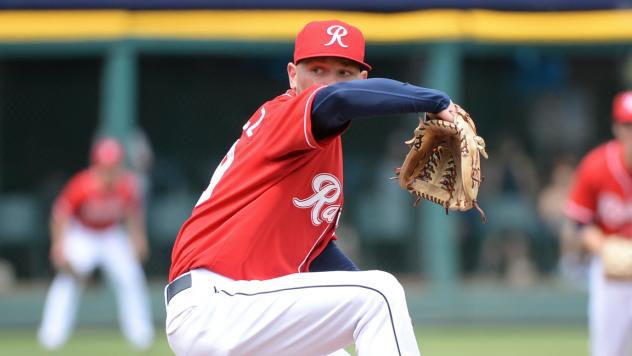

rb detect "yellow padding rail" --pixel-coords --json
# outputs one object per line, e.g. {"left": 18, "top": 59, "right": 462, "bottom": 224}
{"left": 0, "top": 9, "right": 631, "bottom": 43}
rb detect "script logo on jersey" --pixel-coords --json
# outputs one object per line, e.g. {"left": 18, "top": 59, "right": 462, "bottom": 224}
{"left": 598, "top": 192, "right": 632, "bottom": 234}
{"left": 324, "top": 25, "right": 349, "bottom": 48}
{"left": 79, "top": 197, "right": 125, "bottom": 225}
{"left": 293, "top": 173, "right": 341, "bottom": 226}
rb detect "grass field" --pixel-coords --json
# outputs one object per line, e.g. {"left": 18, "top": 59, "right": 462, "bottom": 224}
{"left": 418, "top": 325, "right": 588, "bottom": 356}
{"left": 0, "top": 324, "right": 588, "bottom": 356}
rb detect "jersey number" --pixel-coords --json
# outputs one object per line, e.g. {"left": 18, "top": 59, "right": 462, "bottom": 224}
{"left": 195, "top": 107, "right": 266, "bottom": 206}
{"left": 195, "top": 141, "right": 237, "bottom": 207}
{"left": 242, "top": 107, "right": 266, "bottom": 137}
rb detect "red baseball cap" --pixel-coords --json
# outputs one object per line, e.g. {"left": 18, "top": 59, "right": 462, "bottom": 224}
{"left": 294, "top": 20, "right": 371, "bottom": 71}
{"left": 613, "top": 90, "right": 632, "bottom": 123}
{"left": 91, "top": 137, "right": 124, "bottom": 167}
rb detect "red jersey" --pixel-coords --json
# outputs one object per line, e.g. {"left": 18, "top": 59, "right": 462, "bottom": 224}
{"left": 53, "top": 168, "right": 140, "bottom": 230}
{"left": 565, "top": 140, "right": 632, "bottom": 238}
{"left": 169, "top": 85, "right": 344, "bottom": 281}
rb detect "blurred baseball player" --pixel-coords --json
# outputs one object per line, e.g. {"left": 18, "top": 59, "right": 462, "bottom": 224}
{"left": 565, "top": 90, "right": 632, "bottom": 356}
{"left": 166, "top": 20, "right": 458, "bottom": 355}
{"left": 38, "top": 137, "right": 154, "bottom": 350}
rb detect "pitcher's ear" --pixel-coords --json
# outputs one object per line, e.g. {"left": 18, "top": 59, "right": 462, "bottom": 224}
{"left": 287, "top": 62, "right": 297, "bottom": 89}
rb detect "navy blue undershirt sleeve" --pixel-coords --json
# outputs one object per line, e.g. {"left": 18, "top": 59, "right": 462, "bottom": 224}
{"left": 309, "top": 241, "right": 359, "bottom": 272}
{"left": 311, "top": 78, "right": 451, "bottom": 140}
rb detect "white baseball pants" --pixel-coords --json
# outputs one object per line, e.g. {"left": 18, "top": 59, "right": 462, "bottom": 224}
{"left": 165, "top": 268, "right": 421, "bottom": 355}
{"left": 589, "top": 257, "right": 632, "bottom": 356}
{"left": 38, "top": 222, "right": 154, "bottom": 350}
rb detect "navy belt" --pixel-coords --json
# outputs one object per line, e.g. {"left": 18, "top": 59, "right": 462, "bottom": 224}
{"left": 166, "top": 273, "right": 192, "bottom": 305}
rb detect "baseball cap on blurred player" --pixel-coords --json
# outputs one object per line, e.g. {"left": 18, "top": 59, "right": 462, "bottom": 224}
{"left": 613, "top": 90, "right": 632, "bottom": 124}
{"left": 294, "top": 20, "right": 371, "bottom": 71}
{"left": 91, "top": 137, "right": 124, "bottom": 167}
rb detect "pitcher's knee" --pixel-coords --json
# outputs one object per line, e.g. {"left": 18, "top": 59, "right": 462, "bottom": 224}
{"left": 362, "top": 270, "right": 406, "bottom": 300}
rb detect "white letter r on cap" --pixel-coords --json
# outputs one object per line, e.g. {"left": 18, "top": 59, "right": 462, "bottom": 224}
{"left": 324, "top": 25, "right": 349, "bottom": 48}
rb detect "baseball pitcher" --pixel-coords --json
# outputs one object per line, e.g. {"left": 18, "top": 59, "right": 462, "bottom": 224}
{"left": 166, "top": 20, "right": 467, "bottom": 356}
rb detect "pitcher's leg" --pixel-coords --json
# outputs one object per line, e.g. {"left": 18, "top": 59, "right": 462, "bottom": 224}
{"left": 170, "top": 270, "right": 419, "bottom": 356}
{"left": 38, "top": 272, "right": 83, "bottom": 349}
{"left": 346, "top": 271, "right": 419, "bottom": 356}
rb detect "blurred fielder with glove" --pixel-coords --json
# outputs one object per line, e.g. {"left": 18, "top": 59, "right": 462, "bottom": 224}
{"left": 165, "top": 19, "right": 480, "bottom": 356}
{"left": 38, "top": 137, "right": 154, "bottom": 351}
{"left": 565, "top": 90, "right": 632, "bottom": 356}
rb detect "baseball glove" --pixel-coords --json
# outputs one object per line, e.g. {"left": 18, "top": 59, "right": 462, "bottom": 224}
{"left": 602, "top": 236, "right": 632, "bottom": 280}
{"left": 396, "top": 104, "right": 488, "bottom": 221}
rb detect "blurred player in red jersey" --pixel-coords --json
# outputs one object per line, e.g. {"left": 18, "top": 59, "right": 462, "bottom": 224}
{"left": 565, "top": 90, "right": 632, "bottom": 356}
{"left": 38, "top": 137, "right": 154, "bottom": 351}
{"left": 166, "top": 20, "right": 459, "bottom": 355}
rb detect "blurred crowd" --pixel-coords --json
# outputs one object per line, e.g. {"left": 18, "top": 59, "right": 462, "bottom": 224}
{"left": 0, "top": 52, "right": 631, "bottom": 294}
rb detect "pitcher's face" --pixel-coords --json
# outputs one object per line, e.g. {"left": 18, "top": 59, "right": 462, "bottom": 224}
{"left": 287, "top": 57, "right": 368, "bottom": 94}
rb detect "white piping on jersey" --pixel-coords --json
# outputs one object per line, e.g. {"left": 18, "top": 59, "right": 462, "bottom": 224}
{"left": 606, "top": 141, "right": 632, "bottom": 197}
{"left": 298, "top": 223, "right": 333, "bottom": 273}
{"left": 302, "top": 86, "right": 327, "bottom": 149}
{"left": 565, "top": 200, "right": 594, "bottom": 224}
